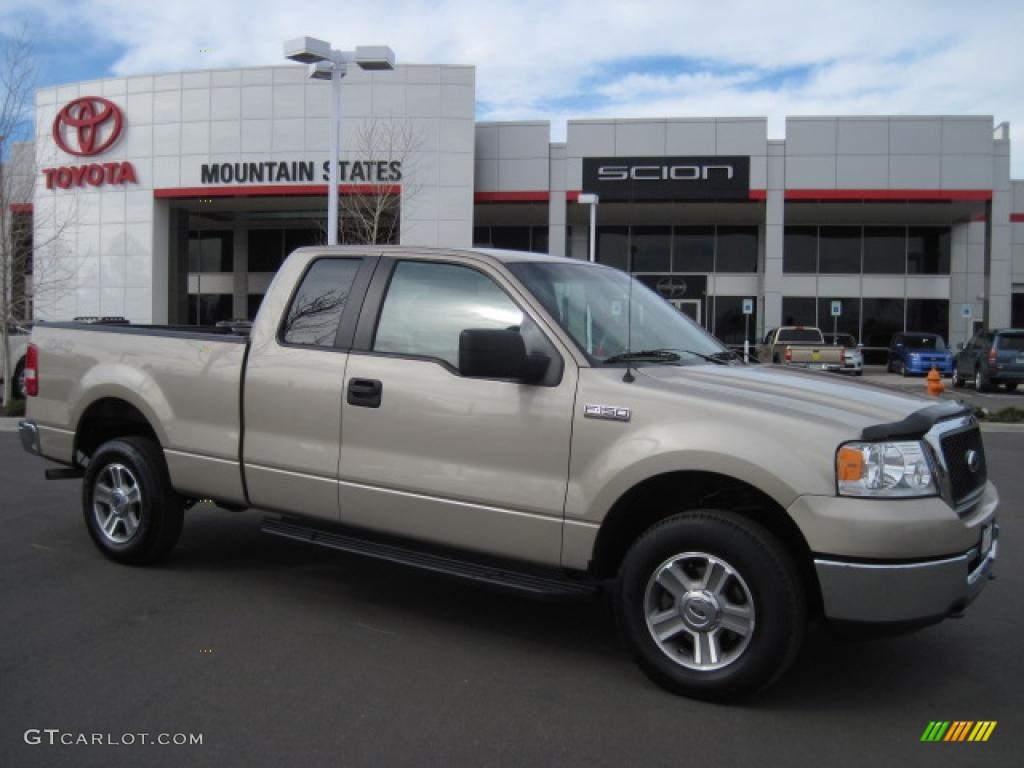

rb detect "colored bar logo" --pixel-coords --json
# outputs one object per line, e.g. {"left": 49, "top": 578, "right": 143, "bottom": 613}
{"left": 921, "top": 721, "right": 997, "bottom": 742}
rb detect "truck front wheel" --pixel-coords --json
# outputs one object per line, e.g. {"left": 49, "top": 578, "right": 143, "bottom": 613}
{"left": 82, "top": 437, "right": 184, "bottom": 565}
{"left": 615, "top": 510, "right": 805, "bottom": 701}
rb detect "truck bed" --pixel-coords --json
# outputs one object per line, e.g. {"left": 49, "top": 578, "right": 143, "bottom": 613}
{"left": 28, "top": 322, "right": 249, "bottom": 503}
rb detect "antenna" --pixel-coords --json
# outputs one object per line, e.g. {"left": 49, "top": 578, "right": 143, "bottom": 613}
{"left": 623, "top": 247, "right": 635, "bottom": 383}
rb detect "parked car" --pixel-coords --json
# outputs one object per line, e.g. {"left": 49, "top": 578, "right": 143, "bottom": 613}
{"left": 756, "top": 326, "right": 846, "bottom": 371}
{"left": 888, "top": 333, "right": 954, "bottom": 377}
{"left": 952, "top": 328, "right": 1024, "bottom": 392}
{"left": 19, "top": 246, "right": 999, "bottom": 701}
{"left": 822, "top": 332, "right": 863, "bottom": 376}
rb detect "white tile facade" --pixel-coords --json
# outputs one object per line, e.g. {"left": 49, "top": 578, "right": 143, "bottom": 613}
{"left": 33, "top": 64, "right": 476, "bottom": 322}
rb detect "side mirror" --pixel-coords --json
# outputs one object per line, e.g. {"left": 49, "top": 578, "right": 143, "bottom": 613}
{"left": 459, "top": 328, "right": 549, "bottom": 384}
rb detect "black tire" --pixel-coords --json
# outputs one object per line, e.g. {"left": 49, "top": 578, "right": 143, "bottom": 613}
{"left": 952, "top": 367, "right": 964, "bottom": 388}
{"left": 1004, "top": 382, "right": 1019, "bottom": 392}
{"left": 615, "top": 510, "right": 806, "bottom": 702}
{"left": 899, "top": 361, "right": 908, "bottom": 377}
{"left": 855, "top": 370, "right": 863, "bottom": 376}
{"left": 82, "top": 437, "right": 184, "bottom": 565}
{"left": 975, "top": 367, "right": 989, "bottom": 393}
{"left": 13, "top": 359, "right": 26, "bottom": 400}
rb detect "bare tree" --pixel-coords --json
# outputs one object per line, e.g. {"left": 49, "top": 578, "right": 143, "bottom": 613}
{"left": 331, "top": 118, "right": 425, "bottom": 245}
{"left": 1, "top": 29, "right": 76, "bottom": 405}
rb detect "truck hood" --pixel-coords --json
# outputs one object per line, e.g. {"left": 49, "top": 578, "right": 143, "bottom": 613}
{"left": 637, "top": 363, "right": 963, "bottom": 438}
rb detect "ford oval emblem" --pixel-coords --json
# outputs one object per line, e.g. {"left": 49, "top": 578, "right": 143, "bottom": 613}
{"left": 965, "top": 449, "right": 981, "bottom": 474}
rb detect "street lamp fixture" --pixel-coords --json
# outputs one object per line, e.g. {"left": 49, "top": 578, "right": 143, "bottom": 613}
{"left": 283, "top": 37, "right": 396, "bottom": 245}
{"left": 577, "top": 193, "right": 599, "bottom": 263}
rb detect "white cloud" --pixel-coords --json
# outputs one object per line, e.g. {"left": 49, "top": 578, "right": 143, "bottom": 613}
{"left": 7, "top": 0, "right": 1024, "bottom": 175}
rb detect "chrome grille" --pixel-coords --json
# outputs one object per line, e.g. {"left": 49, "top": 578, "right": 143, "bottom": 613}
{"left": 939, "top": 426, "right": 987, "bottom": 508}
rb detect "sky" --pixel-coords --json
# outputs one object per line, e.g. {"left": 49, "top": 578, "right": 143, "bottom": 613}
{"left": 1, "top": 0, "right": 1022, "bottom": 176}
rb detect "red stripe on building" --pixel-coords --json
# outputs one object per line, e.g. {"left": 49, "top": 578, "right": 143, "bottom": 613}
{"left": 153, "top": 184, "right": 400, "bottom": 199}
{"left": 1011, "top": 213, "right": 1024, "bottom": 222}
{"left": 9, "top": 203, "right": 33, "bottom": 213}
{"left": 748, "top": 189, "right": 768, "bottom": 201}
{"left": 785, "top": 189, "right": 992, "bottom": 202}
{"left": 474, "top": 191, "right": 550, "bottom": 203}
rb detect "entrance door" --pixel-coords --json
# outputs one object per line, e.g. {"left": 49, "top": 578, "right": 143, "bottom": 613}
{"left": 671, "top": 299, "right": 701, "bottom": 325}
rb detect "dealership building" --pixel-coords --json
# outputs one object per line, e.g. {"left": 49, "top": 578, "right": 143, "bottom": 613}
{"left": 15, "top": 61, "right": 1024, "bottom": 350}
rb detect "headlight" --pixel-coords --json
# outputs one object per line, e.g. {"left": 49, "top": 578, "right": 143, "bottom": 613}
{"left": 836, "top": 441, "right": 936, "bottom": 498}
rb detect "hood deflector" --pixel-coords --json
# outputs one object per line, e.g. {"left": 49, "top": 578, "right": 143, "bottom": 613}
{"left": 860, "top": 401, "right": 971, "bottom": 441}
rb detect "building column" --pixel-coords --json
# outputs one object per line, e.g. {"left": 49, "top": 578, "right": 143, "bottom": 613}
{"left": 761, "top": 141, "right": 786, "bottom": 331}
{"left": 233, "top": 226, "right": 248, "bottom": 320}
{"left": 988, "top": 127, "right": 1012, "bottom": 327}
{"left": 548, "top": 143, "right": 567, "bottom": 256}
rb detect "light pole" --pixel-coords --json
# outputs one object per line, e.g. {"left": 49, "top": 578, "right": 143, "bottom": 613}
{"left": 577, "top": 193, "right": 599, "bottom": 262}
{"left": 284, "top": 37, "right": 395, "bottom": 245}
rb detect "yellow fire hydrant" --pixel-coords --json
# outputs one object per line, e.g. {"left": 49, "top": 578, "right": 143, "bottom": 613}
{"left": 927, "top": 366, "right": 945, "bottom": 397}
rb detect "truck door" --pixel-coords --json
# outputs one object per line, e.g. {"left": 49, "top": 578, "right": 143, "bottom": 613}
{"left": 337, "top": 257, "right": 577, "bottom": 567}
{"left": 243, "top": 254, "right": 375, "bottom": 522}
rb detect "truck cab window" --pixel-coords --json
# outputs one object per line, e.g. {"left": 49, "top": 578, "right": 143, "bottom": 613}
{"left": 374, "top": 261, "right": 553, "bottom": 369}
{"left": 281, "top": 258, "right": 362, "bottom": 347}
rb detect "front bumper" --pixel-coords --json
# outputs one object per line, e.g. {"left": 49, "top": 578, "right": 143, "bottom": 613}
{"left": 814, "top": 525, "right": 998, "bottom": 622}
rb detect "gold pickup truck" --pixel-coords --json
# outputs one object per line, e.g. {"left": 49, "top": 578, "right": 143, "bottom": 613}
{"left": 18, "top": 246, "right": 998, "bottom": 701}
{"left": 757, "top": 326, "right": 847, "bottom": 371}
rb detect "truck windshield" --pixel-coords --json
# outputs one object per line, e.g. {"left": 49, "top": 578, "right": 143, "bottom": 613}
{"left": 507, "top": 261, "right": 726, "bottom": 365}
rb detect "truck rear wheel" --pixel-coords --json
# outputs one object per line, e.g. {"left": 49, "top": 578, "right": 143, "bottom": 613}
{"left": 615, "top": 509, "right": 805, "bottom": 701}
{"left": 82, "top": 437, "right": 184, "bottom": 565}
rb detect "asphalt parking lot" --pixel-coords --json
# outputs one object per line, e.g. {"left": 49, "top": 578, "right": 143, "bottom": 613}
{"left": 0, "top": 430, "right": 1020, "bottom": 768}
{"left": 859, "top": 366, "right": 1024, "bottom": 411}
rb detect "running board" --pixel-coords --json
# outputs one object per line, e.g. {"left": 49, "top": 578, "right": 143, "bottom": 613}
{"left": 261, "top": 517, "right": 598, "bottom": 600}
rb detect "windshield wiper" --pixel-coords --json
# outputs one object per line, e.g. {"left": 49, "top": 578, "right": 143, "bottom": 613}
{"left": 602, "top": 349, "right": 682, "bottom": 365}
{"left": 603, "top": 348, "right": 734, "bottom": 366}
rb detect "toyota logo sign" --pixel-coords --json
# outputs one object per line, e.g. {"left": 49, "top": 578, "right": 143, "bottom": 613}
{"left": 52, "top": 96, "right": 124, "bottom": 157}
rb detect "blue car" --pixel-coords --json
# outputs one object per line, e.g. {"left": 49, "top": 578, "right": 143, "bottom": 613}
{"left": 888, "top": 332, "right": 954, "bottom": 376}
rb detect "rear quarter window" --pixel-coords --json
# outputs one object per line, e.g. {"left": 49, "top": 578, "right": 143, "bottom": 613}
{"left": 996, "top": 334, "right": 1024, "bottom": 352}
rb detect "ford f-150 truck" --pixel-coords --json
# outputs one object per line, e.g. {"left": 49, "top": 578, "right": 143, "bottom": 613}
{"left": 757, "top": 326, "right": 847, "bottom": 372}
{"left": 19, "top": 246, "right": 998, "bottom": 701}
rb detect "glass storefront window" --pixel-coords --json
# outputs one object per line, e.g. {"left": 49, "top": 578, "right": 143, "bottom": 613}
{"left": 672, "top": 226, "right": 714, "bottom": 272}
{"left": 188, "top": 230, "right": 234, "bottom": 272}
{"left": 713, "top": 296, "right": 757, "bottom": 345}
{"left": 630, "top": 226, "right": 671, "bottom": 272}
{"left": 781, "top": 297, "right": 817, "bottom": 327}
{"left": 716, "top": 226, "right": 758, "bottom": 273}
{"left": 906, "top": 299, "right": 949, "bottom": 340}
{"left": 861, "top": 298, "right": 905, "bottom": 348}
{"left": 597, "top": 226, "right": 629, "bottom": 270}
{"left": 248, "top": 229, "right": 284, "bottom": 272}
{"left": 863, "top": 226, "right": 905, "bottom": 274}
{"left": 285, "top": 227, "right": 322, "bottom": 255}
{"left": 907, "top": 227, "right": 950, "bottom": 274}
{"left": 818, "top": 226, "right": 861, "bottom": 274}
{"left": 783, "top": 226, "right": 816, "bottom": 273}
{"left": 816, "top": 296, "right": 860, "bottom": 338}
{"left": 187, "top": 294, "right": 233, "bottom": 326}
{"left": 489, "top": 227, "right": 532, "bottom": 251}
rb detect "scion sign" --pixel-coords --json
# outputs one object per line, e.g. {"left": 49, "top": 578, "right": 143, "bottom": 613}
{"left": 582, "top": 156, "right": 750, "bottom": 201}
